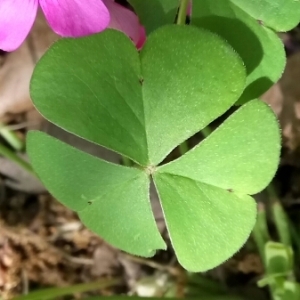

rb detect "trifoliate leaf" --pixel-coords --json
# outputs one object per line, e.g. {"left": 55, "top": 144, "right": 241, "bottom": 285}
{"left": 28, "top": 26, "right": 281, "bottom": 272}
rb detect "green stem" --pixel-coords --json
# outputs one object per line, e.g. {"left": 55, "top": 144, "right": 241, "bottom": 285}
{"left": 177, "top": 0, "right": 189, "bottom": 25}
{"left": 265, "top": 184, "right": 297, "bottom": 300}
{"left": 179, "top": 125, "right": 212, "bottom": 156}
{"left": 267, "top": 184, "right": 291, "bottom": 246}
{"left": 0, "top": 143, "right": 35, "bottom": 176}
{"left": 187, "top": 273, "right": 225, "bottom": 295}
{"left": 0, "top": 123, "right": 24, "bottom": 151}
{"left": 179, "top": 142, "right": 189, "bottom": 155}
{"left": 201, "top": 126, "right": 212, "bottom": 138}
{"left": 13, "top": 277, "right": 121, "bottom": 300}
{"left": 176, "top": 0, "right": 190, "bottom": 154}
{"left": 252, "top": 202, "right": 270, "bottom": 265}
{"left": 121, "top": 155, "right": 132, "bottom": 167}
{"left": 287, "top": 217, "right": 300, "bottom": 259}
{"left": 252, "top": 202, "right": 279, "bottom": 300}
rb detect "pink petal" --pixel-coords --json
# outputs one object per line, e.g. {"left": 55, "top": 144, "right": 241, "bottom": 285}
{"left": 102, "top": 0, "right": 142, "bottom": 45}
{"left": 187, "top": 0, "right": 192, "bottom": 16}
{"left": 39, "top": 0, "right": 110, "bottom": 37}
{"left": 136, "top": 26, "right": 146, "bottom": 50}
{"left": 0, "top": 0, "right": 38, "bottom": 51}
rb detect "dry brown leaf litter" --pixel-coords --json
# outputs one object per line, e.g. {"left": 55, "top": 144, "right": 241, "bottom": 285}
{"left": 0, "top": 195, "right": 122, "bottom": 299}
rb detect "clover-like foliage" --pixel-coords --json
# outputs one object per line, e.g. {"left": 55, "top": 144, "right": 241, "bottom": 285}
{"left": 27, "top": 25, "right": 280, "bottom": 271}
{"left": 129, "top": 0, "right": 300, "bottom": 104}
{"left": 129, "top": 0, "right": 300, "bottom": 33}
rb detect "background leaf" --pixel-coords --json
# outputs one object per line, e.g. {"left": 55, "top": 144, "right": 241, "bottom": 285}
{"left": 27, "top": 131, "right": 165, "bottom": 256}
{"left": 230, "top": 0, "right": 300, "bottom": 32}
{"left": 191, "top": 0, "right": 285, "bottom": 104}
{"left": 128, "top": 0, "right": 179, "bottom": 34}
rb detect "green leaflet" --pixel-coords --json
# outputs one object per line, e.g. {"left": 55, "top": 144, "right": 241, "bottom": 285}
{"left": 230, "top": 0, "right": 300, "bottom": 31}
{"left": 153, "top": 174, "right": 256, "bottom": 272}
{"left": 27, "top": 131, "right": 165, "bottom": 256}
{"left": 191, "top": 0, "right": 285, "bottom": 104}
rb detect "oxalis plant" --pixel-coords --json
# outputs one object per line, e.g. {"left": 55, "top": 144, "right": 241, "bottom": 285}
{"left": 26, "top": 0, "right": 300, "bottom": 272}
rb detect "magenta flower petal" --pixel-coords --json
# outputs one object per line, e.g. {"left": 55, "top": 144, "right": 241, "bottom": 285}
{"left": 136, "top": 26, "right": 146, "bottom": 50}
{"left": 0, "top": 0, "right": 38, "bottom": 51}
{"left": 39, "top": 0, "right": 110, "bottom": 37}
{"left": 102, "top": 0, "right": 141, "bottom": 45}
{"left": 187, "top": 2, "right": 192, "bottom": 16}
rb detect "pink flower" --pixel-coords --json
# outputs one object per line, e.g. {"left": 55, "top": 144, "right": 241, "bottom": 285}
{"left": 102, "top": 0, "right": 145, "bottom": 49}
{"left": 0, "top": 0, "right": 145, "bottom": 52}
{"left": 136, "top": 27, "right": 146, "bottom": 50}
